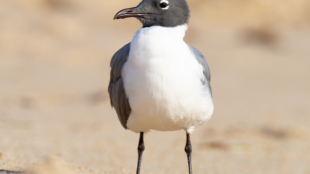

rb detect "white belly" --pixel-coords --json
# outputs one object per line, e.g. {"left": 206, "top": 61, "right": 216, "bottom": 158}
{"left": 122, "top": 25, "right": 214, "bottom": 133}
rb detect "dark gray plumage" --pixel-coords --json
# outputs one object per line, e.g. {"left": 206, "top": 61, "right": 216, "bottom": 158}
{"left": 137, "top": 0, "right": 190, "bottom": 27}
{"left": 188, "top": 46, "right": 212, "bottom": 96}
{"left": 114, "top": 0, "right": 190, "bottom": 28}
{"left": 108, "top": 43, "right": 131, "bottom": 129}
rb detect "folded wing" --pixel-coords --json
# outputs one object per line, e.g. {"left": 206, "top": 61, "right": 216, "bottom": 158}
{"left": 108, "top": 43, "right": 131, "bottom": 129}
{"left": 188, "top": 45, "right": 212, "bottom": 96}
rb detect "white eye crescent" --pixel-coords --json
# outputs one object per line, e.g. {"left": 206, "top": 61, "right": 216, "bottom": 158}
{"left": 159, "top": 0, "right": 169, "bottom": 10}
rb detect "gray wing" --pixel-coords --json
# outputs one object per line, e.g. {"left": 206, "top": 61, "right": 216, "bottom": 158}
{"left": 108, "top": 43, "right": 131, "bottom": 129}
{"left": 188, "top": 45, "right": 212, "bottom": 96}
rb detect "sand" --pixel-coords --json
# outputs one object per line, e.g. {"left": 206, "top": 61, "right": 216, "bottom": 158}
{"left": 0, "top": 0, "right": 310, "bottom": 173}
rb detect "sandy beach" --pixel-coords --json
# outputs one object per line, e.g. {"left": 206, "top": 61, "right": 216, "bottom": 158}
{"left": 0, "top": 0, "right": 310, "bottom": 173}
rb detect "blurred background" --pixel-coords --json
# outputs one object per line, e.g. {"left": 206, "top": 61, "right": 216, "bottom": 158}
{"left": 0, "top": 0, "right": 310, "bottom": 173}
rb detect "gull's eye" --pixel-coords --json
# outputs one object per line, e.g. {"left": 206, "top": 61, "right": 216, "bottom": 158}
{"left": 160, "top": 2, "right": 168, "bottom": 8}
{"left": 159, "top": 0, "right": 169, "bottom": 10}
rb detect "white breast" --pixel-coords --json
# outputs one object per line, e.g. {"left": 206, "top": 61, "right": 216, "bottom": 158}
{"left": 122, "top": 25, "right": 214, "bottom": 133}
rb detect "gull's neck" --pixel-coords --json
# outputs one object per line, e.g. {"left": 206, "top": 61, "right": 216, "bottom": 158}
{"left": 135, "top": 24, "right": 188, "bottom": 41}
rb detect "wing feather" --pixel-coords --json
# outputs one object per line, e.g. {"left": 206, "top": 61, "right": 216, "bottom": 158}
{"left": 108, "top": 43, "right": 131, "bottom": 129}
{"left": 188, "top": 45, "right": 212, "bottom": 96}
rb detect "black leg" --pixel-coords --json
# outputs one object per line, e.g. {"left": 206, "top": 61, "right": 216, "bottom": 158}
{"left": 136, "top": 132, "right": 145, "bottom": 174}
{"left": 185, "top": 132, "right": 193, "bottom": 174}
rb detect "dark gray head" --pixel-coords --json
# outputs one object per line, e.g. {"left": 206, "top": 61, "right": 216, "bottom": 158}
{"left": 114, "top": 0, "right": 190, "bottom": 28}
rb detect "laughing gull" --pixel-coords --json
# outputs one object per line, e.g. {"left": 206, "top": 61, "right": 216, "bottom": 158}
{"left": 108, "top": 0, "right": 214, "bottom": 173}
